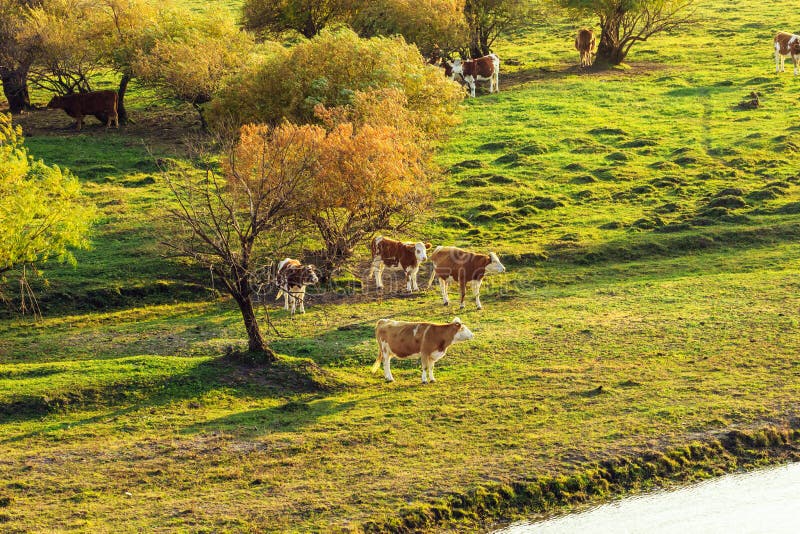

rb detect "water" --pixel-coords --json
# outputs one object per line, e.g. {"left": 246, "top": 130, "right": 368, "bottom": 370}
{"left": 496, "top": 462, "right": 800, "bottom": 534}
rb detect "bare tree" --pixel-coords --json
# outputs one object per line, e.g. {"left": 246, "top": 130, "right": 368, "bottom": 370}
{"left": 161, "top": 124, "right": 318, "bottom": 357}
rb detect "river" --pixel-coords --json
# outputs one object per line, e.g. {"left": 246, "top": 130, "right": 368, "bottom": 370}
{"left": 495, "top": 462, "right": 800, "bottom": 534}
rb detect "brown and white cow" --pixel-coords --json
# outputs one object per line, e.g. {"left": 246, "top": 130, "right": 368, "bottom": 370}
{"left": 46, "top": 90, "right": 119, "bottom": 131}
{"left": 575, "top": 29, "right": 596, "bottom": 68}
{"left": 368, "top": 236, "right": 432, "bottom": 292}
{"left": 448, "top": 54, "right": 500, "bottom": 98}
{"left": 275, "top": 258, "right": 319, "bottom": 315}
{"left": 774, "top": 32, "right": 800, "bottom": 75}
{"left": 427, "top": 246, "right": 505, "bottom": 310}
{"left": 372, "top": 317, "right": 474, "bottom": 383}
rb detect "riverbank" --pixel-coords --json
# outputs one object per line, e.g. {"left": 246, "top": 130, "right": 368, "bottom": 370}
{"left": 365, "top": 426, "right": 800, "bottom": 532}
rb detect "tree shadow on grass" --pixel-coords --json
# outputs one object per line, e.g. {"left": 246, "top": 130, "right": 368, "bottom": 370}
{"left": 180, "top": 398, "right": 359, "bottom": 437}
{"left": 0, "top": 354, "right": 345, "bottom": 431}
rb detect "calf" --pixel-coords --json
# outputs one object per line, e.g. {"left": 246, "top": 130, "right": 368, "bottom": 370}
{"left": 449, "top": 54, "right": 500, "bottom": 98}
{"left": 46, "top": 90, "right": 119, "bottom": 131}
{"left": 575, "top": 29, "right": 596, "bottom": 68}
{"left": 774, "top": 32, "right": 800, "bottom": 75}
{"left": 275, "top": 258, "right": 319, "bottom": 315}
{"left": 427, "top": 246, "right": 505, "bottom": 309}
{"left": 368, "top": 236, "right": 431, "bottom": 292}
{"left": 372, "top": 317, "right": 474, "bottom": 383}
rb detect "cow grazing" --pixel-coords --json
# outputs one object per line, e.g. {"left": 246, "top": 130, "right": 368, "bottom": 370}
{"left": 46, "top": 90, "right": 119, "bottom": 131}
{"left": 368, "top": 236, "right": 432, "bottom": 292}
{"left": 774, "top": 32, "right": 800, "bottom": 75}
{"left": 575, "top": 29, "right": 597, "bottom": 68}
{"left": 427, "top": 246, "right": 505, "bottom": 310}
{"left": 449, "top": 54, "right": 500, "bottom": 98}
{"left": 372, "top": 317, "right": 474, "bottom": 383}
{"left": 275, "top": 258, "right": 319, "bottom": 315}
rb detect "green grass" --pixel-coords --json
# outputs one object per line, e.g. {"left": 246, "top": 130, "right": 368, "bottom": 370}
{"left": 2, "top": 0, "right": 800, "bottom": 531}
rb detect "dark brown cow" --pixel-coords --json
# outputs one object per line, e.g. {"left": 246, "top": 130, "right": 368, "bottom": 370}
{"left": 368, "top": 236, "right": 432, "bottom": 292}
{"left": 427, "top": 246, "right": 505, "bottom": 310}
{"left": 373, "top": 317, "right": 474, "bottom": 383}
{"left": 448, "top": 54, "right": 500, "bottom": 97}
{"left": 774, "top": 32, "right": 800, "bottom": 75}
{"left": 46, "top": 90, "right": 119, "bottom": 131}
{"left": 575, "top": 28, "right": 597, "bottom": 68}
{"left": 275, "top": 258, "right": 319, "bottom": 315}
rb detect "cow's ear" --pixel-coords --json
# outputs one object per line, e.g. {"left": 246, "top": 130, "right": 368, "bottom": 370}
{"left": 425, "top": 242, "right": 432, "bottom": 250}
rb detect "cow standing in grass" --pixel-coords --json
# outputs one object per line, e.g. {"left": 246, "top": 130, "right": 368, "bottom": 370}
{"left": 575, "top": 29, "right": 596, "bottom": 68}
{"left": 427, "top": 246, "right": 505, "bottom": 310}
{"left": 275, "top": 258, "right": 319, "bottom": 315}
{"left": 368, "top": 236, "right": 431, "bottom": 292}
{"left": 373, "top": 317, "right": 474, "bottom": 383}
{"left": 774, "top": 32, "right": 800, "bottom": 75}
{"left": 46, "top": 90, "right": 119, "bottom": 131}
{"left": 448, "top": 54, "right": 500, "bottom": 97}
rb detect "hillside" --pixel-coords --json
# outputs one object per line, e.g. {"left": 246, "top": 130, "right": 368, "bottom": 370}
{"left": 1, "top": 0, "right": 799, "bottom": 531}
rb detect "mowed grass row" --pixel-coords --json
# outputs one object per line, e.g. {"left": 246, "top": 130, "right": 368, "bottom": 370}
{"left": 2, "top": 0, "right": 800, "bottom": 530}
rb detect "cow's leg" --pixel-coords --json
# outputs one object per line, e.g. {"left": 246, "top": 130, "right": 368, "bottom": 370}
{"left": 75, "top": 115, "right": 83, "bottom": 131}
{"left": 369, "top": 259, "right": 384, "bottom": 289}
{"left": 404, "top": 266, "right": 413, "bottom": 292}
{"left": 428, "top": 360, "right": 436, "bottom": 383}
{"left": 469, "top": 79, "right": 476, "bottom": 98}
{"left": 376, "top": 263, "right": 385, "bottom": 289}
{"left": 459, "top": 279, "right": 467, "bottom": 309}
{"left": 381, "top": 342, "right": 394, "bottom": 382}
{"left": 439, "top": 278, "right": 450, "bottom": 306}
{"left": 427, "top": 268, "right": 437, "bottom": 289}
{"left": 794, "top": 55, "right": 799, "bottom": 76}
{"left": 421, "top": 355, "right": 429, "bottom": 384}
{"left": 298, "top": 286, "right": 307, "bottom": 313}
{"left": 410, "top": 266, "right": 420, "bottom": 292}
{"left": 472, "top": 279, "right": 484, "bottom": 309}
{"left": 289, "top": 287, "right": 299, "bottom": 315}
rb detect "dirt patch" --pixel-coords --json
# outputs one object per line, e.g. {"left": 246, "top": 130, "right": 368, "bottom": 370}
{"left": 501, "top": 62, "right": 671, "bottom": 89}
{"left": 10, "top": 106, "right": 202, "bottom": 155}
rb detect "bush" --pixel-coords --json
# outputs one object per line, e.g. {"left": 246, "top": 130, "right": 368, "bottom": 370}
{"left": 208, "top": 28, "right": 463, "bottom": 138}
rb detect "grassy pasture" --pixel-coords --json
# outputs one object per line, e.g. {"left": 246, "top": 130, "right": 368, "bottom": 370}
{"left": 2, "top": 0, "right": 800, "bottom": 531}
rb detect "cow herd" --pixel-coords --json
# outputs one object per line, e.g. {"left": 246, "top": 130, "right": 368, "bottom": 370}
{"left": 274, "top": 236, "right": 507, "bottom": 384}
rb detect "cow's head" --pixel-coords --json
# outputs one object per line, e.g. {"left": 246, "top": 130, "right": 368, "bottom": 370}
{"left": 414, "top": 242, "right": 431, "bottom": 262}
{"left": 451, "top": 317, "right": 474, "bottom": 342}
{"left": 448, "top": 58, "right": 463, "bottom": 80}
{"left": 46, "top": 96, "right": 64, "bottom": 109}
{"left": 791, "top": 40, "right": 800, "bottom": 54}
{"left": 301, "top": 265, "right": 319, "bottom": 286}
{"left": 486, "top": 252, "right": 506, "bottom": 274}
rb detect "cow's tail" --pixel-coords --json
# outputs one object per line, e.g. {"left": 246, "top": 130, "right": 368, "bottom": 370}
{"left": 371, "top": 353, "right": 382, "bottom": 374}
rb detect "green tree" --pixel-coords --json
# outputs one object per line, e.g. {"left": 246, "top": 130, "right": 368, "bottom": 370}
{"left": 0, "top": 113, "right": 95, "bottom": 306}
{"left": 352, "top": 0, "right": 469, "bottom": 59}
{"left": 0, "top": 0, "right": 39, "bottom": 113}
{"left": 132, "top": 7, "right": 255, "bottom": 129}
{"left": 242, "top": 0, "right": 357, "bottom": 38}
{"left": 208, "top": 28, "right": 464, "bottom": 139}
{"left": 555, "top": 0, "right": 695, "bottom": 66}
{"left": 464, "top": 0, "right": 536, "bottom": 58}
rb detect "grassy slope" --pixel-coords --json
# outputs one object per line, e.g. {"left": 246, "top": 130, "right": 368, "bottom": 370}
{"left": 2, "top": 0, "right": 800, "bottom": 531}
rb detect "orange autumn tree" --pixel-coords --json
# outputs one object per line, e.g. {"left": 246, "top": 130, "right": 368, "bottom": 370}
{"left": 163, "top": 122, "right": 320, "bottom": 356}
{"left": 306, "top": 89, "right": 433, "bottom": 275}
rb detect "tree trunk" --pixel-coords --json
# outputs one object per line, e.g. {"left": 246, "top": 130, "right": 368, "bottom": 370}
{"left": 596, "top": 10, "right": 627, "bottom": 66}
{"left": 0, "top": 66, "right": 33, "bottom": 114}
{"left": 117, "top": 73, "right": 130, "bottom": 125}
{"left": 233, "top": 292, "right": 276, "bottom": 359}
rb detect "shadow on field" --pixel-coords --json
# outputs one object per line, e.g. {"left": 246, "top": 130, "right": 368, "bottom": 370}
{"left": 0, "top": 355, "right": 340, "bottom": 430}
{"left": 181, "top": 398, "right": 359, "bottom": 437}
